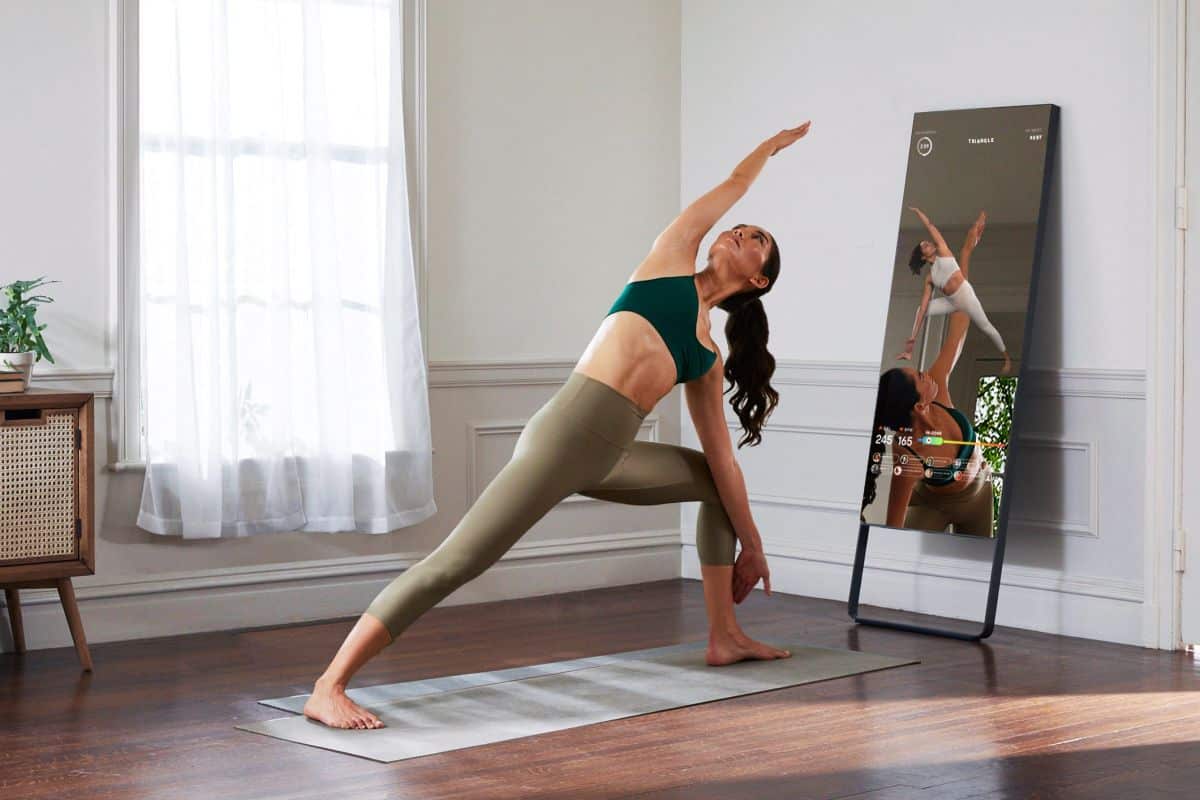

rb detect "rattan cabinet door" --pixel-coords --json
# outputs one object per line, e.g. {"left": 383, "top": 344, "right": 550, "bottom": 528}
{"left": 0, "top": 407, "right": 80, "bottom": 566}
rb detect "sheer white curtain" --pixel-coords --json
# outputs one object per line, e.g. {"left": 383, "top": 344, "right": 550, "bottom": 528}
{"left": 136, "top": 0, "right": 436, "bottom": 537}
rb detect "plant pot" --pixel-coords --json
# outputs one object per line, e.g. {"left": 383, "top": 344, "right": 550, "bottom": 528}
{"left": 0, "top": 351, "right": 34, "bottom": 392}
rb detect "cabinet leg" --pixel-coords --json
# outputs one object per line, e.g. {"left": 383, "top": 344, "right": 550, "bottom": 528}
{"left": 4, "top": 588, "right": 25, "bottom": 653}
{"left": 55, "top": 578, "right": 92, "bottom": 671}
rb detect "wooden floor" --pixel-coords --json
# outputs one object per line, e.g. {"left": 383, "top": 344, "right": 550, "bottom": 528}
{"left": 3, "top": 580, "right": 1199, "bottom": 799}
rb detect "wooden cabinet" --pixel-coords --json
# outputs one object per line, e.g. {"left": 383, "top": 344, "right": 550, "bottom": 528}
{"left": 0, "top": 388, "right": 94, "bottom": 670}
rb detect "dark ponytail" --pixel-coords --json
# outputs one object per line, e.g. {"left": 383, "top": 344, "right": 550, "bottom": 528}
{"left": 717, "top": 232, "right": 781, "bottom": 448}
{"left": 861, "top": 368, "right": 920, "bottom": 518}
{"left": 908, "top": 244, "right": 925, "bottom": 275}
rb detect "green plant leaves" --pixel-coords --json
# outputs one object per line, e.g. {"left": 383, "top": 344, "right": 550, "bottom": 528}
{"left": 0, "top": 276, "right": 59, "bottom": 363}
{"left": 974, "top": 375, "right": 1018, "bottom": 536}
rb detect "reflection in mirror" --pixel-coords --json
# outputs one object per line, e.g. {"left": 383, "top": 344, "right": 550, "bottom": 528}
{"left": 860, "top": 105, "right": 1058, "bottom": 538}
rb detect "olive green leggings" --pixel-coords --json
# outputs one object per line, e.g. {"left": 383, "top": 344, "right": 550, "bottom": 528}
{"left": 365, "top": 371, "right": 738, "bottom": 641}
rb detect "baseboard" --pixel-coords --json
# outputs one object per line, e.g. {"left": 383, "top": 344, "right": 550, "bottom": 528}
{"left": 681, "top": 542, "right": 1145, "bottom": 646}
{"left": 0, "top": 530, "right": 680, "bottom": 653}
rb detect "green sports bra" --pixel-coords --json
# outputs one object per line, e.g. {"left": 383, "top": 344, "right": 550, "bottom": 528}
{"left": 605, "top": 275, "right": 718, "bottom": 384}
{"left": 902, "top": 401, "right": 977, "bottom": 487}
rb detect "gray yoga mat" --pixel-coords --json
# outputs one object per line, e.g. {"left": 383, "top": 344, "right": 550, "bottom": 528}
{"left": 238, "top": 640, "right": 916, "bottom": 763}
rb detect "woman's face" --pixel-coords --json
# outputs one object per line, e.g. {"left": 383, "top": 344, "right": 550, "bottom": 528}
{"left": 710, "top": 224, "right": 772, "bottom": 290}
{"left": 902, "top": 366, "right": 938, "bottom": 409}
{"left": 919, "top": 240, "right": 937, "bottom": 261}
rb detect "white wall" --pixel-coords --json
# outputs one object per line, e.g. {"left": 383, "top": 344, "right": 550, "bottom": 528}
{"left": 682, "top": 0, "right": 1151, "bottom": 369}
{"left": 426, "top": 0, "right": 683, "bottom": 362}
{"left": 0, "top": 2, "right": 110, "bottom": 368}
{"left": 679, "top": 0, "right": 1157, "bottom": 645}
{"left": 1, "top": 0, "right": 685, "bottom": 651}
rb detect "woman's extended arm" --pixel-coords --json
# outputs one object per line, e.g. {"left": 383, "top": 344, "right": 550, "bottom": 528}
{"left": 683, "top": 351, "right": 774, "bottom": 603}
{"left": 654, "top": 122, "right": 811, "bottom": 252}
{"left": 683, "top": 355, "right": 763, "bottom": 554}
{"left": 909, "top": 206, "right": 952, "bottom": 258}
{"left": 905, "top": 276, "right": 934, "bottom": 346}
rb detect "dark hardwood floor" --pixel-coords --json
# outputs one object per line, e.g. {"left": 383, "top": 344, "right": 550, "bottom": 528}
{"left": 3, "top": 580, "right": 1199, "bottom": 799}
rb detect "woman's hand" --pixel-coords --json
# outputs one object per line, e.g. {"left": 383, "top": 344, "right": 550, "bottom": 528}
{"left": 908, "top": 206, "right": 930, "bottom": 222}
{"left": 767, "top": 121, "right": 811, "bottom": 156}
{"left": 732, "top": 545, "right": 772, "bottom": 603}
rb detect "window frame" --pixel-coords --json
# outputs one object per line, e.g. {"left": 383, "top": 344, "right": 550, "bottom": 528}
{"left": 108, "top": 0, "right": 429, "bottom": 470}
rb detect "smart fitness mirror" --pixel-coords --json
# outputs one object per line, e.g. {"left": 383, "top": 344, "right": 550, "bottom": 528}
{"left": 851, "top": 104, "right": 1059, "bottom": 640}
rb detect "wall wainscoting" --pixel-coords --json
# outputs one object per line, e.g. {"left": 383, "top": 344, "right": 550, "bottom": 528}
{"left": 9, "top": 359, "right": 1147, "bottom": 650}
{"left": 2, "top": 530, "right": 679, "bottom": 652}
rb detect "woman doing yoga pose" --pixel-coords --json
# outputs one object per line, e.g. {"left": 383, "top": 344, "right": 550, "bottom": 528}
{"left": 866, "top": 222, "right": 996, "bottom": 537}
{"left": 303, "top": 121, "right": 812, "bottom": 729}
{"left": 896, "top": 207, "right": 1012, "bottom": 375}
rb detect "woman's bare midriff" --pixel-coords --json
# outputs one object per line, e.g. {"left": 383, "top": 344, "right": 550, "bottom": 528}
{"left": 576, "top": 262, "right": 717, "bottom": 415}
{"left": 941, "top": 269, "right": 965, "bottom": 296}
{"left": 573, "top": 311, "right": 678, "bottom": 416}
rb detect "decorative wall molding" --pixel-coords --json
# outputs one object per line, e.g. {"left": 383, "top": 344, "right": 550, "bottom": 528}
{"left": 1022, "top": 368, "right": 1147, "bottom": 400}
{"left": 745, "top": 539, "right": 1145, "bottom": 604}
{"left": 770, "top": 360, "right": 1147, "bottom": 400}
{"left": 771, "top": 360, "right": 879, "bottom": 389}
{"left": 1008, "top": 435, "right": 1101, "bottom": 539}
{"left": 680, "top": 540, "right": 1146, "bottom": 645}
{"left": 58, "top": 357, "right": 1145, "bottom": 649}
{"left": 1, "top": 529, "right": 680, "bottom": 652}
{"left": 426, "top": 360, "right": 1146, "bottom": 400}
{"left": 428, "top": 359, "right": 579, "bottom": 388}
{"left": 747, "top": 492, "right": 859, "bottom": 515}
{"left": 53, "top": 361, "right": 1148, "bottom": 407}
{"left": 28, "top": 368, "right": 116, "bottom": 398}
{"left": 741, "top": 421, "right": 864, "bottom": 515}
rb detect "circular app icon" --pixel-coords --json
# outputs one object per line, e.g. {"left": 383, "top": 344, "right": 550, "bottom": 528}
{"left": 872, "top": 452, "right": 881, "bottom": 463}
{"left": 900, "top": 454, "right": 908, "bottom": 465}
{"left": 952, "top": 470, "right": 962, "bottom": 481}
{"left": 917, "top": 136, "right": 933, "bottom": 157}
{"left": 893, "top": 466, "right": 903, "bottom": 476}
{"left": 870, "top": 464, "right": 881, "bottom": 475}
{"left": 924, "top": 468, "right": 933, "bottom": 479}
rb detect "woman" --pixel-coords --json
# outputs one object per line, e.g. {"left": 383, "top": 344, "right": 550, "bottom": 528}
{"left": 303, "top": 121, "right": 811, "bottom": 730}
{"left": 896, "top": 208, "right": 1012, "bottom": 375}
{"left": 865, "top": 219, "right": 996, "bottom": 537}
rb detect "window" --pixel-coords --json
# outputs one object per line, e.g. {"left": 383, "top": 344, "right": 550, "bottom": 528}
{"left": 113, "top": 0, "right": 428, "bottom": 470}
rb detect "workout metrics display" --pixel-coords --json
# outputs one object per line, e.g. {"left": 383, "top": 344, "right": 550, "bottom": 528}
{"left": 859, "top": 105, "right": 1058, "bottom": 538}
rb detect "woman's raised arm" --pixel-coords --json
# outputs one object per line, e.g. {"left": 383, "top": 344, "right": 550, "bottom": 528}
{"left": 909, "top": 206, "right": 952, "bottom": 258}
{"left": 654, "top": 122, "right": 810, "bottom": 252}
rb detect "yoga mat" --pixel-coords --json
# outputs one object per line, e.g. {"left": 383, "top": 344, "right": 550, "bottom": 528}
{"left": 257, "top": 640, "right": 705, "bottom": 714}
{"left": 237, "top": 641, "right": 916, "bottom": 763}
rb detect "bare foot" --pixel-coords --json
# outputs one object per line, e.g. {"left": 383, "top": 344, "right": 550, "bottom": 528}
{"left": 302, "top": 678, "right": 385, "bottom": 729}
{"left": 1001, "top": 354, "right": 1013, "bottom": 375}
{"left": 706, "top": 632, "right": 792, "bottom": 666}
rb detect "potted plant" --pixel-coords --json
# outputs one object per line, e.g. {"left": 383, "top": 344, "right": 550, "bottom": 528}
{"left": 0, "top": 277, "right": 58, "bottom": 393}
